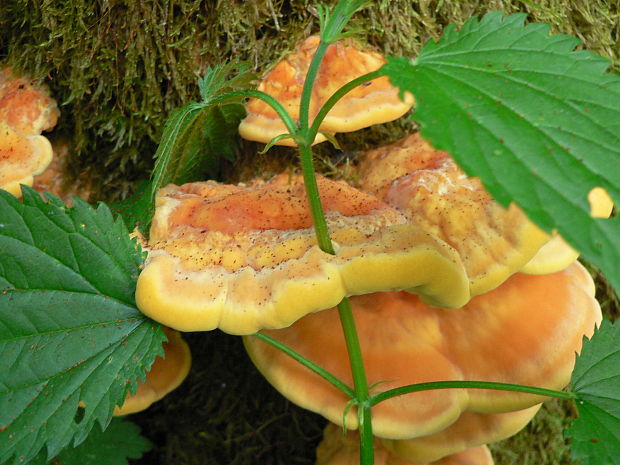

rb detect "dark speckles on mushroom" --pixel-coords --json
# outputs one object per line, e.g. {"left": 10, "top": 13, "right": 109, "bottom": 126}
{"left": 356, "top": 132, "right": 564, "bottom": 296}
{"left": 135, "top": 172, "right": 469, "bottom": 334}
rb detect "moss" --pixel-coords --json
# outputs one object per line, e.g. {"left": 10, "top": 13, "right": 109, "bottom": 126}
{"left": 1, "top": 0, "right": 618, "bottom": 200}
{"left": 489, "top": 400, "right": 579, "bottom": 465}
{"left": 583, "top": 261, "right": 620, "bottom": 321}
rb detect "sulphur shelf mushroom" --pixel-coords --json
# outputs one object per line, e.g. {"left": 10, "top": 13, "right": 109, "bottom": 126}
{"left": 135, "top": 173, "right": 469, "bottom": 334}
{"left": 114, "top": 328, "right": 191, "bottom": 416}
{"left": 316, "top": 423, "right": 495, "bottom": 465}
{"left": 238, "top": 35, "right": 413, "bottom": 146}
{"left": 0, "top": 69, "right": 58, "bottom": 196}
{"left": 356, "top": 133, "right": 613, "bottom": 295}
{"left": 379, "top": 406, "right": 539, "bottom": 462}
{"left": 244, "top": 261, "right": 601, "bottom": 461}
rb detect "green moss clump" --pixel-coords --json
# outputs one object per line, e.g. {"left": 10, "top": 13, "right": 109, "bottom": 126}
{"left": 1, "top": 0, "right": 618, "bottom": 200}
{"left": 489, "top": 400, "right": 579, "bottom": 465}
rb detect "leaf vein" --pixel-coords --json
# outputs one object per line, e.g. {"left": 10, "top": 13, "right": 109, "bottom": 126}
{"left": 421, "top": 64, "right": 620, "bottom": 152}
{"left": 0, "top": 322, "right": 142, "bottom": 395}
{"left": 417, "top": 65, "right": 620, "bottom": 192}
{"left": 412, "top": 89, "right": 571, "bottom": 214}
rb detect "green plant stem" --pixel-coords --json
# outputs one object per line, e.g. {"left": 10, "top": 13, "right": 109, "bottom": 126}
{"left": 299, "top": 39, "right": 330, "bottom": 130}
{"left": 295, "top": 31, "right": 376, "bottom": 465}
{"left": 297, "top": 144, "right": 373, "bottom": 423}
{"left": 369, "top": 380, "right": 575, "bottom": 406}
{"left": 298, "top": 147, "right": 376, "bottom": 460}
{"left": 209, "top": 90, "right": 298, "bottom": 136}
{"left": 253, "top": 332, "right": 355, "bottom": 398}
{"left": 337, "top": 298, "right": 373, "bottom": 465}
{"left": 308, "top": 69, "right": 384, "bottom": 141}
{"left": 298, "top": 143, "right": 334, "bottom": 254}
{"left": 298, "top": 131, "right": 377, "bottom": 465}
{"left": 298, "top": 133, "right": 375, "bottom": 465}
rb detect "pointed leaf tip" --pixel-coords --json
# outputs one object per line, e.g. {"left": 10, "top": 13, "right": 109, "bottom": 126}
{"left": 0, "top": 190, "right": 165, "bottom": 464}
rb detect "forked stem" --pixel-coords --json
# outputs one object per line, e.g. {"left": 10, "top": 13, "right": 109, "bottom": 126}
{"left": 253, "top": 332, "right": 355, "bottom": 398}
{"left": 297, "top": 32, "right": 375, "bottom": 465}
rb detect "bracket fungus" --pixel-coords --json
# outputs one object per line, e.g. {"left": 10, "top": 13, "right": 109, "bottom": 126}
{"left": 135, "top": 173, "right": 469, "bottom": 335}
{"left": 380, "top": 406, "right": 540, "bottom": 463}
{"left": 114, "top": 328, "right": 191, "bottom": 416}
{"left": 244, "top": 261, "right": 601, "bottom": 459}
{"left": 238, "top": 35, "right": 413, "bottom": 146}
{"left": 356, "top": 133, "right": 577, "bottom": 295}
{"left": 316, "top": 423, "right": 495, "bottom": 465}
{"left": 0, "top": 69, "right": 58, "bottom": 196}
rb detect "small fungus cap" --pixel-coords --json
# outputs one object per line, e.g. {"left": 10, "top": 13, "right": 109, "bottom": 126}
{"left": 0, "top": 69, "right": 59, "bottom": 134}
{"left": 114, "top": 328, "right": 191, "bottom": 416}
{"left": 0, "top": 70, "right": 58, "bottom": 196}
{"left": 357, "top": 133, "right": 557, "bottom": 295}
{"left": 0, "top": 121, "right": 53, "bottom": 196}
{"left": 135, "top": 173, "right": 469, "bottom": 335}
{"left": 244, "top": 261, "right": 601, "bottom": 439}
{"left": 316, "top": 423, "right": 494, "bottom": 465}
{"left": 238, "top": 36, "right": 413, "bottom": 146}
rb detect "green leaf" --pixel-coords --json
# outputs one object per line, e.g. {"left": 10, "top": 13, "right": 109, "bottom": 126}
{"left": 195, "top": 104, "right": 246, "bottom": 173}
{"left": 383, "top": 11, "right": 620, "bottom": 292}
{"left": 198, "top": 60, "right": 255, "bottom": 104}
{"left": 109, "top": 180, "right": 155, "bottom": 235}
{"left": 149, "top": 101, "right": 245, "bottom": 201}
{"left": 54, "top": 419, "right": 151, "bottom": 465}
{"left": 0, "top": 188, "right": 165, "bottom": 465}
{"left": 150, "top": 62, "right": 254, "bottom": 211}
{"left": 24, "top": 418, "right": 151, "bottom": 465}
{"left": 149, "top": 101, "right": 207, "bottom": 197}
{"left": 566, "top": 319, "right": 620, "bottom": 464}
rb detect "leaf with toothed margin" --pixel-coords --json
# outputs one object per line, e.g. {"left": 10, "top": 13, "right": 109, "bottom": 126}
{"left": 59, "top": 419, "right": 152, "bottom": 465}
{"left": 150, "top": 61, "right": 254, "bottom": 214}
{"left": 566, "top": 319, "right": 620, "bottom": 465}
{"left": 109, "top": 180, "right": 154, "bottom": 235}
{"left": 26, "top": 418, "right": 151, "bottom": 465}
{"left": 0, "top": 187, "right": 165, "bottom": 465}
{"left": 383, "top": 11, "right": 620, "bottom": 292}
{"left": 149, "top": 102, "right": 243, "bottom": 208}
